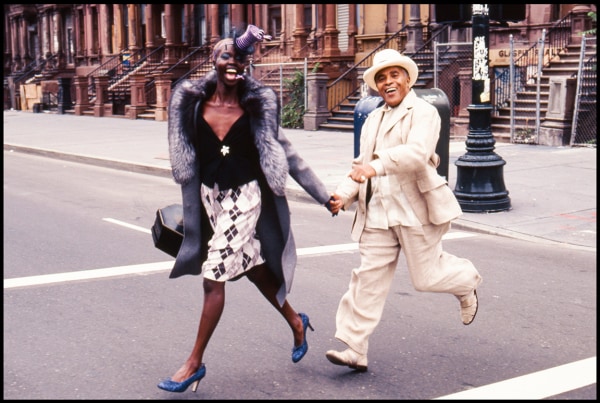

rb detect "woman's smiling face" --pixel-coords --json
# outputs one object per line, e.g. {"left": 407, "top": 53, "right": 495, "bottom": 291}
{"left": 213, "top": 39, "right": 248, "bottom": 86}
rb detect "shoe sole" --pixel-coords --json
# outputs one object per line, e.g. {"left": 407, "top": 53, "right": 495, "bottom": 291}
{"left": 462, "top": 289, "right": 478, "bottom": 326}
{"left": 326, "top": 353, "right": 368, "bottom": 372}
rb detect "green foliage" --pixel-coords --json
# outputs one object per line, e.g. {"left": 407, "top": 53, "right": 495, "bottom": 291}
{"left": 582, "top": 11, "right": 597, "bottom": 73}
{"left": 582, "top": 11, "right": 596, "bottom": 36}
{"left": 281, "top": 69, "right": 305, "bottom": 129}
{"left": 280, "top": 63, "right": 322, "bottom": 128}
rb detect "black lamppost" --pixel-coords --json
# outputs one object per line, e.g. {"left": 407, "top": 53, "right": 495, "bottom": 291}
{"left": 454, "top": 4, "right": 511, "bottom": 212}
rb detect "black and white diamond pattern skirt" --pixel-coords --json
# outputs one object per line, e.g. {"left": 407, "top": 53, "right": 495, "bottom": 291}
{"left": 200, "top": 180, "right": 265, "bottom": 281}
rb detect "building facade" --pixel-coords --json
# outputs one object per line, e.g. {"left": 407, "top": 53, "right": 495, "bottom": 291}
{"left": 3, "top": 4, "right": 596, "bottom": 142}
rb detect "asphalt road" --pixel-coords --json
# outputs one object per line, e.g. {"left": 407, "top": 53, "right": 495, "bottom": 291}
{"left": 3, "top": 151, "right": 596, "bottom": 399}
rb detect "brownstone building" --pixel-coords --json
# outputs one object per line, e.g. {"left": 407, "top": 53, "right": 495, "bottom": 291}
{"left": 3, "top": 4, "right": 596, "bottom": 142}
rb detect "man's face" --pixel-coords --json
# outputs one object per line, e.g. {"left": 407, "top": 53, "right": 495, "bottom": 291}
{"left": 374, "top": 66, "right": 411, "bottom": 107}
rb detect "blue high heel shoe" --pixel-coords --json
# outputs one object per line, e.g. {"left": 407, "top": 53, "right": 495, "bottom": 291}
{"left": 292, "top": 312, "right": 314, "bottom": 363}
{"left": 157, "top": 364, "right": 206, "bottom": 393}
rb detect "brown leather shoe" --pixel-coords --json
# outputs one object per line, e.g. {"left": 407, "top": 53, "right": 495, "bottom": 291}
{"left": 460, "top": 289, "right": 478, "bottom": 325}
{"left": 325, "top": 348, "right": 368, "bottom": 372}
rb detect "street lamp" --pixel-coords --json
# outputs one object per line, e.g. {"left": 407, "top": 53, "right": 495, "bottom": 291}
{"left": 454, "top": 4, "right": 511, "bottom": 212}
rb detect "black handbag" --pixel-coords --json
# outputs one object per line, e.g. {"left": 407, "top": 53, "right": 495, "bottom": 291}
{"left": 151, "top": 204, "right": 184, "bottom": 258}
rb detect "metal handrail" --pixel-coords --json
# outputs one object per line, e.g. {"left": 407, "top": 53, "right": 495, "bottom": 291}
{"left": 326, "top": 23, "right": 451, "bottom": 114}
{"left": 492, "top": 11, "right": 574, "bottom": 116}
{"left": 87, "top": 46, "right": 165, "bottom": 105}
{"left": 171, "top": 57, "right": 213, "bottom": 87}
{"left": 86, "top": 48, "right": 134, "bottom": 78}
{"left": 325, "top": 28, "right": 407, "bottom": 113}
{"left": 145, "top": 47, "right": 209, "bottom": 104}
{"left": 12, "top": 60, "right": 40, "bottom": 85}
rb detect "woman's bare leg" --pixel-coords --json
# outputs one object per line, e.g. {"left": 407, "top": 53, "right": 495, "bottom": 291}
{"left": 246, "top": 264, "right": 305, "bottom": 347}
{"left": 168, "top": 278, "right": 225, "bottom": 382}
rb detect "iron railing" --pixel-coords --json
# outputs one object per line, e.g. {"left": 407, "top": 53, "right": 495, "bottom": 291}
{"left": 570, "top": 35, "right": 597, "bottom": 147}
{"left": 492, "top": 11, "right": 574, "bottom": 117}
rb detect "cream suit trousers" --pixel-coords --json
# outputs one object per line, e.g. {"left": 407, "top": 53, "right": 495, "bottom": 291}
{"left": 334, "top": 222, "right": 482, "bottom": 355}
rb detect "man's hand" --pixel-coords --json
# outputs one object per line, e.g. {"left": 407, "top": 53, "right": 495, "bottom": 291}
{"left": 349, "top": 163, "right": 376, "bottom": 183}
{"left": 325, "top": 194, "right": 343, "bottom": 216}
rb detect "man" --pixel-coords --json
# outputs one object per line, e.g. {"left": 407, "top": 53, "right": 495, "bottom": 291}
{"left": 325, "top": 49, "right": 482, "bottom": 372}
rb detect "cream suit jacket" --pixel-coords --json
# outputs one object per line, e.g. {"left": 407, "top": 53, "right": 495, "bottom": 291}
{"left": 335, "top": 90, "right": 463, "bottom": 242}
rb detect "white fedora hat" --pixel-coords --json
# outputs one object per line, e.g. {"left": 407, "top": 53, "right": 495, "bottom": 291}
{"left": 363, "top": 48, "right": 419, "bottom": 91}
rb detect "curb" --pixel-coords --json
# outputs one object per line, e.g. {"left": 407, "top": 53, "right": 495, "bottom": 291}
{"left": 451, "top": 220, "right": 596, "bottom": 252}
{"left": 6, "top": 143, "right": 595, "bottom": 252}
{"left": 4, "top": 144, "right": 173, "bottom": 178}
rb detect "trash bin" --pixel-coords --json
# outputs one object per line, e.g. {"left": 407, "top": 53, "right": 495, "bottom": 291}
{"left": 414, "top": 88, "right": 451, "bottom": 181}
{"left": 122, "top": 52, "right": 131, "bottom": 68}
{"left": 352, "top": 88, "right": 451, "bottom": 180}
{"left": 353, "top": 96, "right": 384, "bottom": 157}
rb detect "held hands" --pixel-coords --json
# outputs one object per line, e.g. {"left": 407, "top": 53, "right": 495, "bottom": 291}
{"left": 325, "top": 194, "right": 343, "bottom": 217}
{"left": 349, "top": 163, "right": 376, "bottom": 183}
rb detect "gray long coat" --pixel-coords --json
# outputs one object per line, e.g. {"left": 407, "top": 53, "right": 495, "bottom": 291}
{"left": 167, "top": 71, "right": 331, "bottom": 306}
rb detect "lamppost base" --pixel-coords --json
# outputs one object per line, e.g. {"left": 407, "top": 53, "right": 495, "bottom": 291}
{"left": 453, "top": 193, "right": 512, "bottom": 213}
{"left": 454, "top": 158, "right": 511, "bottom": 213}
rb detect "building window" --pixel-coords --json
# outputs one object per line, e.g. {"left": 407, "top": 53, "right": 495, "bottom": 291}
{"left": 268, "top": 4, "right": 281, "bottom": 38}
{"left": 304, "top": 4, "right": 312, "bottom": 33}
{"left": 219, "top": 4, "right": 230, "bottom": 38}
{"left": 76, "top": 8, "right": 84, "bottom": 57}
{"left": 140, "top": 4, "right": 146, "bottom": 46}
{"left": 198, "top": 6, "right": 206, "bottom": 46}
{"left": 91, "top": 6, "right": 99, "bottom": 55}
{"left": 67, "top": 28, "right": 73, "bottom": 64}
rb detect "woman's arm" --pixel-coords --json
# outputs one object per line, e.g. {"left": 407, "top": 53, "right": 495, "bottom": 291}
{"left": 276, "top": 127, "right": 331, "bottom": 205}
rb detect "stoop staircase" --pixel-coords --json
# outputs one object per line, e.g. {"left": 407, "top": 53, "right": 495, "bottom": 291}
{"left": 317, "top": 88, "right": 362, "bottom": 132}
{"left": 318, "top": 48, "right": 442, "bottom": 133}
{"left": 319, "top": 36, "right": 595, "bottom": 141}
{"left": 490, "top": 36, "right": 597, "bottom": 143}
{"left": 251, "top": 63, "right": 302, "bottom": 106}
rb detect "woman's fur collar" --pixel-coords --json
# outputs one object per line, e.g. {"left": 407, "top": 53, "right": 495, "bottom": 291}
{"left": 168, "top": 71, "right": 289, "bottom": 195}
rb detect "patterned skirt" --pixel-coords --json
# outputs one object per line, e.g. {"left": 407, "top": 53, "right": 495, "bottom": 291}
{"left": 200, "top": 180, "right": 265, "bottom": 281}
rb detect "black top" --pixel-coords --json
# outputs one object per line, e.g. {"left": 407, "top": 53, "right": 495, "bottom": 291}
{"left": 195, "top": 113, "right": 262, "bottom": 190}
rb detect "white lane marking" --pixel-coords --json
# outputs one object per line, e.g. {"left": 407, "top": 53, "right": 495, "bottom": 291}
{"left": 4, "top": 219, "right": 476, "bottom": 290}
{"left": 4, "top": 261, "right": 174, "bottom": 288}
{"left": 4, "top": 231, "right": 475, "bottom": 289}
{"left": 103, "top": 218, "right": 479, "bottom": 241}
{"left": 103, "top": 218, "right": 151, "bottom": 234}
{"left": 4, "top": 218, "right": 591, "bottom": 399}
{"left": 295, "top": 232, "right": 474, "bottom": 256}
{"left": 297, "top": 243, "right": 357, "bottom": 256}
{"left": 443, "top": 232, "right": 476, "bottom": 240}
{"left": 3, "top": 243, "right": 356, "bottom": 289}
{"left": 434, "top": 356, "right": 596, "bottom": 400}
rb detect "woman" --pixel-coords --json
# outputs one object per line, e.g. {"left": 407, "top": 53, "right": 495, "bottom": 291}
{"left": 157, "top": 25, "right": 337, "bottom": 393}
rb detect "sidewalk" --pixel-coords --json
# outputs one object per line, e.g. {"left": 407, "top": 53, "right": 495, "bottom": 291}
{"left": 4, "top": 110, "right": 596, "bottom": 251}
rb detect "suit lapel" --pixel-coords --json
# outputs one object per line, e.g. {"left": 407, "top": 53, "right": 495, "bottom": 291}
{"left": 378, "top": 90, "right": 417, "bottom": 139}
{"left": 363, "top": 109, "right": 383, "bottom": 162}
{"left": 380, "top": 105, "right": 408, "bottom": 136}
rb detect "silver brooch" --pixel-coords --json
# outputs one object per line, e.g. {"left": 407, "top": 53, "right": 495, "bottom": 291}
{"left": 220, "top": 145, "right": 230, "bottom": 156}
